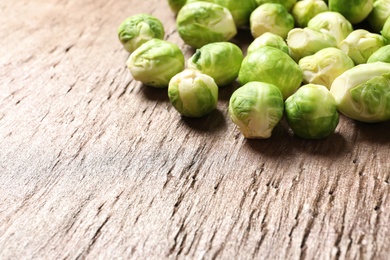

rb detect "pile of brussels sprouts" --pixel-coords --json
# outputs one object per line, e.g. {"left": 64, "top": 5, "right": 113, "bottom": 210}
{"left": 118, "top": 0, "right": 390, "bottom": 139}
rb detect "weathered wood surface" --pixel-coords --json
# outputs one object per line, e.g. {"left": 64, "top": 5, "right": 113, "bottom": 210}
{"left": 0, "top": 0, "right": 389, "bottom": 259}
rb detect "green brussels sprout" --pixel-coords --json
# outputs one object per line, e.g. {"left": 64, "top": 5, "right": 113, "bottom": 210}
{"left": 228, "top": 81, "right": 284, "bottom": 138}
{"left": 368, "top": 0, "right": 390, "bottom": 33}
{"left": 187, "top": 42, "right": 243, "bottom": 86}
{"left": 367, "top": 45, "right": 390, "bottom": 63}
{"left": 291, "top": 0, "right": 328, "bottom": 28}
{"left": 381, "top": 16, "right": 390, "bottom": 43}
{"left": 127, "top": 39, "right": 185, "bottom": 88}
{"left": 186, "top": 0, "right": 257, "bottom": 27}
{"left": 285, "top": 84, "right": 339, "bottom": 139}
{"left": 339, "top": 29, "right": 386, "bottom": 65}
{"left": 307, "top": 11, "right": 353, "bottom": 45}
{"left": 168, "top": 69, "right": 218, "bottom": 117}
{"left": 330, "top": 62, "right": 390, "bottom": 123}
{"left": 255, "top": 0, "right": 297, "bottom": 11}
{"left": 168, "top": 0, "right": 187, "bottom": 13}
{"left": 118, "top": 14, "right": 165, "bottom": 53}
{"left": 238, "top": 46, "right": 303, "bottom": 100}
{"left": 328, "top": 0, "right": 373, "bottom": 24}
{"left": 176, "top": 2, "right": 237, "bottom": 49}
{"left": 299, "top": 47, "right": 355, "bottom": 89}
{"left": 287, "top": 28, "right": 337, "bottom": 61}
{"left": 246, "top": 32, "right": 289, "bottom": 55}
{"left": 250, "top": 3, "right": 294, "bottom": 39}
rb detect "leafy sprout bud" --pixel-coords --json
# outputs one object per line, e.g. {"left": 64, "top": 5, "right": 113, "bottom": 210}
{"left": 328, "top": 0, "right": 373, "bottom": 24}
{"left": 168, "top": 69, "right": 218, "bottom": 118}
{"left": 118, "top": 14, "right": 165, "bottom": 53}
{"left": 367, "top": 45, "right": 390, "bottom": 63}
{"left": 229, "top": 81, "right": 284, "bottom": 139}
{"left": 249, "top": 3, "right": 294, "bottom": 39}
{"left": 246, "top": 32, "right": 289, "bottom": 55}
{"left": 254, "top": 0, "right": 297, "bottom": 11}
{"left": 285, "top": 84, "right": 339, "bottom": 139}
{"left": 176, "top": 2, "right": 237, "bottom": 49}
{"left": 367, "top": 0, "right": 390, "bottom": 33}
{"left": 187, "top": 42, "right": 244, "bottom": 86}
{"left": 381, "top": 16, "right": 390, "bottom": 43}
{"left": 127, "top": 39, "right": 185, "bottom": 88}
{"left": 291, "top": 0, "right": 328, "bottom": 28}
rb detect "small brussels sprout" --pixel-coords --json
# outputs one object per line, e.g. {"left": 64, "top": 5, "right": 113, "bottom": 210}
{"left": 330, "top": 62, "right": 390, "bottom": 123}
{"left": 168, "top": 69, "right": 218, "bottom": 117}
{"left": 328, "top": 0, "right": 373, "bottom": 24}
{"left": 238, "top": 46, "right": 303, "bottom": 100}
{"left": 187, "top": 0, "right": 257, "bottom": 27}
{"left": 187, "top": 42, "right": 243, "bottom": 86}
{"left": 367, "top": 45, "right": 390, "bottom": 63}
{"left": 381, "top": 16, "right": 390, "bottom": 43}
{"left": 250, "top": 3, "right": 294, "bottom": 39}
{"left": 367, "top": 0, "right": 390, "bottom": 33}
{"left": 307, "top": 11, "right": 353, "bottom": 45}
{"left": 291, "top": 0, "right": 328, "bottom": 28}
{"left": 287, "top": 28, "right": 337, "bottom": 61}
{"left": 339, "top": 29, "right": 386, "bottom": 65}
{"left": 255, "top": 0, "right": 297, "bottom": 11}
{"left": 168, "top": 0, "right": 187, "bottom": 13}
{"left": 246, "top": 32, "right": 289, "bottom": 55}
{"left": 299, "top": 47, "right": 355, "bottom": 89}
{"left": 176, "top": 2, "right": 237, "bottom": 49}
{"left": 118, "top": 14, "right": 165, "bottom": 53}
{"left": 285, "top": 84, "right": 339, "bottom": 139}
{"left": 127, "top": 39, "right": 185, "bottom": 88}
{"left": 229, "top": 81, "right": 284, "bottom": 138}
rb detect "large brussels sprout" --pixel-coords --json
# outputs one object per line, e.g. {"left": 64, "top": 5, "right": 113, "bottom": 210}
{"left": 176, "top": 2, "right": 237, "bottom": 49}
{"left": 127, "top": 39, "right": 185, "bottom": 88}
{"left": 187, "top": 42, "right": 243, "bottom": 86}
{"left": 238, "top": 46, "right": 303, "bottom": 100}
{"left": 307, "top": 11, "right": 353, "bottom": 45}
{"left": 187, "top": 0, "right": 257, "bottom": 27}
{"left": 250, "top": 3, "right": 294, "bottom": 39}
{"left": 287, "top": 28, "right": 337, "bottom": 61}
{"left": 118, "top": 14, "right": 165, "bottom": 53}
{"left": 168, "top": 69, "right": 218, "bottom": 117}
{"left": 367, "top": 45, "right": 390, "bottom": 63}
{"left": 299, "top": 47, "right": 354, "bottom": 89}
{"left": 254, "top": 0, "right": 297, "bottom": 11}
{"left": 285, "top": 84, "right": 339, "bottom": 139}
{"left": 330, "top": 62, "right": 390, "bottom": 123}
{"left": 368, "top": 0, "right": 390, "bottom": 33}
{"left": 291, "top": 0, "right": 328, "bottom": 28}
{"left": 228, "top": 81, "right": 284, "bottom": 138}
{"left": 246, "top": 32, "right": 289, "bottom": 55}
{"left": 382, "top": 16, "right": 390, "bottom": 43}
{"left": 339, "top": 29, "right": 386, "bottom": 65}
{"left": 328, "top": 0, "right": 373, "bottom": 24}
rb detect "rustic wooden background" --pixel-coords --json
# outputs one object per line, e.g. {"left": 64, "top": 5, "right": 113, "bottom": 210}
{"left": 1, "top": 0, "right": 389, "bottom": 259}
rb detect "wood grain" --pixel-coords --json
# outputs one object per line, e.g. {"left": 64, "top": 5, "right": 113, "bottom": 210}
{"left": 1, "top": 0, "right": 389, "bottom": 259}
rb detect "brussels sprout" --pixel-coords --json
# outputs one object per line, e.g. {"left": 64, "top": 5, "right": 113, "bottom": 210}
{"left": 368, "top": 0, "right": 390, "bottom": 33}
{"left": 118, "top": 14, "right": 165, "bottom": 53}
{"left": 287, "top": 28, "right": 337, "bottom": 61}
{"left": 307, "top": 11, "right": 353, "bottom": 45}
{"left": 299, "top": 47, "right": 354, "bottom": 90}
{"left": 255, "top": 0, "right": 297, "bottom": 11}
{"left": 127, "top": 39, "right": 185, "bottom": 88}
{"left": 168, "top": 0, "right": 187, "bottom": 13}
{"left": 250, "top": 3, "right": 294, "bottom": 39}
{"left": 339, "top": 29, "right": 386, "bottom": 65}
{"left": 330, "top": 62, "right": 390, "bottom": 123}
{"left": 382, "top": 16, "right": 390, "bottom": 43}
{"left": 228, "top": 81, "right": 284, "bottom": 138}
{"left": 246, "top": 32, "right": 289, "bottom": 55}
{"left": 291, "top": 0, "right": 328, "bottom": 28}
{"left": 176, "top": 2, "right": 237, "bottom": 49}
{"left": 285, "top": 84, "right": 339, "bottom": 139}
{"left": 328, "top": 0, "right": 373, "bottom": 24}
{"left": 238, "top": 46, "right": 303, "bottom": 100}
{"left": 186, "top": 0, "right": 257, "bottom": 27}
{"left": 187, "top": 42, "right": 243, "bottom": 86}
{"left": 367, "top": 45, "right": 390, "bottom": 63}
{"left": 168, "top": 69, "right": 218, "bottom": 117}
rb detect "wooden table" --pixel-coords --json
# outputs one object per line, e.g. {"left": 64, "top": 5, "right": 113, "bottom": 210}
{"left": 1, "top": 0, "right": 389, "bottom": 259}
